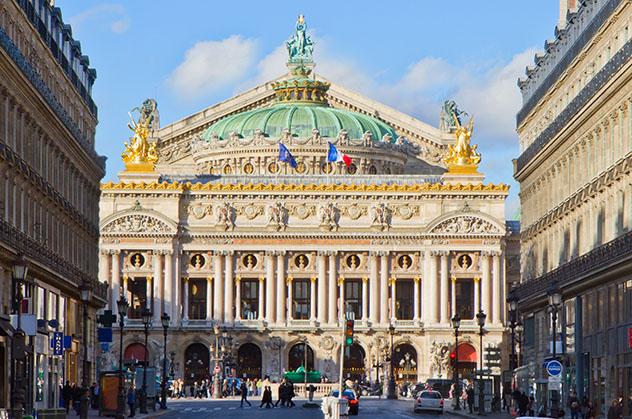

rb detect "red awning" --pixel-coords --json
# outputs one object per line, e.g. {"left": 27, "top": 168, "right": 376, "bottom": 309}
{"left": 124, "top": 343, "right": 146, "bottom": 362}
{"left": 450, "top": 343, "right": 477, "bottom": 363}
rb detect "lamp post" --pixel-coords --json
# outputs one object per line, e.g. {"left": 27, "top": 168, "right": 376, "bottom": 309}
{"left": 139, "top": 308, "right": 152, "bottom": 414}
{"left": 476, "top": 310, "right": 487, "bottom": 415}
{"left": 212, "top": 325, "right": 222, "bottom": 399}
{"left": 451, "top": 314, "right": 461, "bottom": 411}
{"left": 515, "top": 322, "right": 524, "bottom": 368}
{"left": 301, "top": 336, "right": 308, "bottom": 397}
{"left": 116, "top": 296, "right": 129, "bottom": 419}
{"left": 507, "top": 292, "right": 519, "bottom": 374}
{"left": 386, "top": 324, "right": 397, "bottom": 400}
{"left": 160, "top": 313, "right": 170, "bottom": 409}
{"left": 79, "top": 283, "right": 93, "bottom": 419}
{"left": 548, "top": 282, "right": 562, "bottom": 418}
{"left": 10, "top": 255, "right": 28, "bottom": 419}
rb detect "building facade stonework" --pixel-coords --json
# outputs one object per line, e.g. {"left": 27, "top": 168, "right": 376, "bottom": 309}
{"left": 514, "top": 0, "right": 632, "bottom": 413}
{"left": 101, "top": 18, "right": 516, "bottom": 389}
{"left": 0, "top": 0, "right": 106, "bottom": 415}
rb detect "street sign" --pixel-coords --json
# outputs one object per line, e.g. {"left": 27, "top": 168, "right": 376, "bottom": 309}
{"left": 98, "top": 327, "right": 113, "bottom": 343}
{"left": 546, "top": 360, "right": 563, "bottom": 377}
{"left": 50, "top": 332, "right": 63, "bottom": 356}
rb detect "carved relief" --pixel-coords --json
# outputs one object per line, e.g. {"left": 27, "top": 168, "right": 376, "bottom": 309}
{"left": 188, "top": 203, "right": 212, "bottom": 220}
{"left": 341, "top": 203, "right": 367, "bottom": 220}
{"left": 266, "top": 202, "right": 288, "bottom": 231}
{"left": 238, "top": 203, "right": 265, "bottom": 220}
{"left": 288, "top": 203, "right": 316, "bottom": 220}
{"left": 318, "top": 202, "right": 339, "bottom": 231}
{"left": 319, "top": 335, "right": 335, "bottom": 351}
{"left": 394, "top": 204, "right": 419, "bottom": 220}
{"left": 102, "top": 215, "right": 173, "bottom": 234}
{"left": 430, "top": 341, "right": 451, "bottom": 378}
{"left": 430, "top": 216, "right": 500, "bottom": 235}
{"left": 215, "top": 202, "right": 235, "bottom": 231}
{"left": 370, "top": 203, "right": 391, "bottom": 231}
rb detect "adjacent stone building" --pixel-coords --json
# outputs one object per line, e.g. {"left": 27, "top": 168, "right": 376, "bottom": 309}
{"left": 0, "top": 0, "right": 106, "bottom": 414}
{"left": 514, "top": 0, "right": 632, "bottom": 413}
{"left": 101, "top": 17, "right": 516, "bottom": 391}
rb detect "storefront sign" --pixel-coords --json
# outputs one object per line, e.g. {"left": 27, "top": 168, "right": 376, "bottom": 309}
{"left": 98, "top": 327, "right": 113, "bottom": 343}
{"left": 51, "top": 332, "right": 63, "bottom": 356}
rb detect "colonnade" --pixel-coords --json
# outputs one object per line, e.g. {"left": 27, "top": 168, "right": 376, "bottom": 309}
{"left": 101, "top": 248, "right": 506, "bottom": 328}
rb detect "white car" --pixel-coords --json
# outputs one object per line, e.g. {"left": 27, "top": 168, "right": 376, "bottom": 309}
{"left": 414, "top": 390, "right": 444, "bottom": 414}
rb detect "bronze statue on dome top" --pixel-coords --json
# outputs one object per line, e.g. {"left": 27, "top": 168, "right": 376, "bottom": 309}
{"left": 286, "top": 14, "right": 314, "bottom": 64}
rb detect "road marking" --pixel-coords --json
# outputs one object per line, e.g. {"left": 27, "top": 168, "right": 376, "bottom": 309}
{"left": 213, "top": 407, "right": 221, "bottom": 411}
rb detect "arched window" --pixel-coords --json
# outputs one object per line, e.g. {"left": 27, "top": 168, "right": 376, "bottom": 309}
{"left": 343, "top": 343, "right": 365, "bottom": 381}
{"left": 237, "top": 343, "right": 262, "bottom": 379}
{"left": 288, "top": 343, "right": 314, "bottom": 372}
{"left": 184, "top": 343, "right": 210, "bottom": 386}
{"left": 124, "top": 343, "right": 146, "bottom": 365}
{"left": 393, "top": 343, "right": 417, "bottom": 382}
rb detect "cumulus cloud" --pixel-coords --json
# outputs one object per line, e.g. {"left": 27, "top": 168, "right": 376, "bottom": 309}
{"left": 168, "top": 35, "right": 258, "bottom": 100}
{"left": 69, "top": 4, "right": 131, "bottom": 34}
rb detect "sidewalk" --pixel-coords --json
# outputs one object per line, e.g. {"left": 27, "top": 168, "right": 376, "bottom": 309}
{"left": 65, "top": 408, "right": 170, "bottom": 419}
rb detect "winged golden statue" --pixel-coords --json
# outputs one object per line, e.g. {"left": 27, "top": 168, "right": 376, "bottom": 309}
{"left": 443, "top": 112, "right": 481, "bottom": 173}
{"left": 121, "top": 99, "right": 159, "bottom": 171}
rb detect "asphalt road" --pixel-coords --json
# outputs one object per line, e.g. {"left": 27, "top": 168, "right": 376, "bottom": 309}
{"left": 157, "top": 397, "right": 458, "bottom": 419}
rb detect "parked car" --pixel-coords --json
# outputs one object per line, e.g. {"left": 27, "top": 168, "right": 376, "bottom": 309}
{"left": 331, "top": 389, "right": 359, "bottom": 416}
{"left": 414, "top": 390, "right": 444, "bottom": 414}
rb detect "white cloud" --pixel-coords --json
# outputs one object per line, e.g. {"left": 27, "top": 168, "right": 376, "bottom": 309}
{"left": 69, "top": 4, "right": 130, "bottom": 34}
{"left": 168, "top": 36, "right": 258, "bottom": 100}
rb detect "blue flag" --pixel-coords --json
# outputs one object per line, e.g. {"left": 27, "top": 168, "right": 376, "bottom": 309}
{"left": 278, "top": 143, "right": 297, "bottom": 168}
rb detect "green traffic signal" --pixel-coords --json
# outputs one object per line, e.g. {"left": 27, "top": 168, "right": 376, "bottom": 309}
{"left": 345, "top": 336, "right": 353, "bottom": 345}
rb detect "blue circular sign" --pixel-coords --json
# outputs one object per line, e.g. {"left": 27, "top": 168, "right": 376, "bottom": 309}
{"left": 546, "top": 360, "right": 563, "bottom": 377}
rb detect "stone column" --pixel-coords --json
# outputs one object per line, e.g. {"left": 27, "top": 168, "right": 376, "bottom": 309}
{"left": 310, "top": 277, "right": 317, "bottom": 322}
{"left": 429, "top": 252, "right": 438, "bottom": 324}
{"left": 99, "top": 250, "right": 110, "bottom": 307}
{"left": 287, "top": 276, "right": 294, "bottom": 321}
{"left": 172, "top": 251, "right": 180, "bottom": 323}
{"left": 183, "top": 277, "right": 189, "bottom": 321}
{"left": 492, "top": 252, "right": 502, "bottom": 324}
{"left": 258, "top": 276, "right": 265, "bottom": 321}
{"left": 276, "top": 252, "right": 286, "bottom": 324}
{"left": 361, "top": 277, "right": 368, "bottom": 322}
{"left": 338, "top": 276, "right": 345, "bottom": 322}
{"left": 317, "top": 252, "right": 327, "bottom": 324}
{"left": 153, "top": 252, "right": 163, "bottom": 322}
{"left": 164, "top": 251, "right": 174, "bottom": 322}
{"left": 328, "top": 252, "right": 337, "bottom": 324}
{"left": 474, "top": 277, "right": 480, "bottom": 312}
{"left": 379, "top": 252, "right": 389, "bottom": 324}
{"left": 110, "top": 251, "right": 120, "bottom": 313}
{"left": 413, "top": 277, "right": 420, "bottom": 322}
{"left": 389, "top": 277, "right": 397, "bottom": 322}
{"left": 450, "top": 276, "right": 456, "bottom": 317}
{"left": 265, "top": 252, "right": 275, "bottom": 323}
{"left": 224, "top": 252, "right": 234, "bottom": 324}
{"left": 206, "top": 275, "right": 213, "bottom": 321}
{"left": 481, "top": 251, "right": 491, "bottom": 319}
{"left": 213, "top": 252, "right": 223, "bottom": 322}
{"left": 439, "top": 251, "right": 449, "bottom": 325}
{"left": 235, "top": 276, "right": 242, "bottom": 321}
{"left": 369, "top": 252, "right": 379, "bottom": 325}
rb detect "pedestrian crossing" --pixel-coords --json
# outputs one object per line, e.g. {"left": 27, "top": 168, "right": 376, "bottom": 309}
{"left": 170, "top": 406, "right": 254, "bottom": 412}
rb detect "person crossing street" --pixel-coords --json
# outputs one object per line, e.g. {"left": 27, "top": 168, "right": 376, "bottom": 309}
{"left": 240, "top": 380, "right": 251, "bottom": 407}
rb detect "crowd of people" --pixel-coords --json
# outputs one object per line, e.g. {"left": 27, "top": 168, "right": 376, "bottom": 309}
{"left": 170, "top": 377, "right": 266, "bottom": 399}
{"left": 61, "top": 381, "right": 100, "bottom": 415}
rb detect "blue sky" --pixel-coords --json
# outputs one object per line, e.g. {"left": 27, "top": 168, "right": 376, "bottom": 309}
{"left": 57, "top": 0, "right": 559, "bottom": 218}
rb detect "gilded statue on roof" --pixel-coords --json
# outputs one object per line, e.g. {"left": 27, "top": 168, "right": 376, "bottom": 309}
{"left": 443, "top": 112, "right": 481, "bottom": 173}
{"left": 286, "top": 15, "right": 314, "bottom": 63}
{"left": 121, "top": 98, "right": 159, "bottom": 171}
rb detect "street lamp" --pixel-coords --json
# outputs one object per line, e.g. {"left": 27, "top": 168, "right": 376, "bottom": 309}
{"left": 10, "top": 254, "right": 28, "bottom": 419}
{"left": 507, "top": 292, "right": 519, "bottom": 373}
{"left": 116, "top": 296, "right": 129, "bottom": 419}
{"left": 386, "top": 324, "right": 397, "bottom": 400}
{"left": 139, "top": 308, "right": 152, "bottom": 413}
{"left": 160, "top": 313, "right": 170, "bottom": 409}
{"left": 515, "top": 322, "right": 524, "bottom": 367}
{"left": 451, "top": 313, "right": 461, "bottom": 411}
{"left": 548, "top": 282, "right": 562, "bottom": 418}
{"left": 80, "top": 282, "right": 93, "bottom": 419}
{"left": 212, "top": 325, "right": 222, "bottom": 399}
{"left": 476, "top": 310, "right": 487, "bottom": 415}
{"left": 301, "top": 336, "right": 309, "bottom": 397}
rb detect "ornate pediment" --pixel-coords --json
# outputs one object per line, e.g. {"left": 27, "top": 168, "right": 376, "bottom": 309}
{"left": 429, "top": 215, "right": 502, "bottom": 235}
{"left": 102, "top": 214, "right": 174, "bottom": 234}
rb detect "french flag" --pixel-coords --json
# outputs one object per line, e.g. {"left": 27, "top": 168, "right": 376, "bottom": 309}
{"left": 327, "top": 142, "right": 352, "bottom": 167}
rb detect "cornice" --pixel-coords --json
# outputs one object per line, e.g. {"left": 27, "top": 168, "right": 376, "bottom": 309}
{"left": 101, "top": 180, "right": 509, "bottom": 194}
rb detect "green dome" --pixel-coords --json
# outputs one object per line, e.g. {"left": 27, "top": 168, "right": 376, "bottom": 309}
{"left": 201, "top": 103, "right": 398, "bottom": 142}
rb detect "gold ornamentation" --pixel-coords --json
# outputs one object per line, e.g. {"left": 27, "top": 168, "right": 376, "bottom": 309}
{"left": 443, "top": 114, "right": 481, "bottom": 173}
{"left": 286, "top": 275, "right": 294, "bottom": 285}
{"left": 259, "top": 275, "right": 265, "bottom": 283}
{"left": 413, "top": 276, "right": 420, "bottom": 284}
{"left": 337, "top": 276, "right": 345, "bottom": 286}
{"left": 235, "top": 275, "right": 241, "bottom": 284}
{"left": 310, "top": 276, "right": 317, "bottom": 283}
{"left": 243, "top": 162, "right": 254, "bottom": 174}
{"left": 388, "top": 277, "right": 396, "bottom": 286}
{"left": 122, "top": 104, "right": 159, "bottom": 172}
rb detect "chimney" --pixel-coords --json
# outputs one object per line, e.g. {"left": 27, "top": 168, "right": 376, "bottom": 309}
{"left": 558, "top": 0, "right": 578, "bottom": 29}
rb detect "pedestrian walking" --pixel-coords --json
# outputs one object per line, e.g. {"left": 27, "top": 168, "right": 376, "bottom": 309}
{"left": 240, "top": 380, "right": 252, "bottom": 407}
{"left": 607, "top": 399, "right": 623, "bottom": 419}
{"left": 260, "top": 385, "right": 274, "bottom": 408}
{"left": 466, "top": 385, "right": 475, "bottom": 414}
{"left": 127, "top": 386, "right": 136, "bottom": 418}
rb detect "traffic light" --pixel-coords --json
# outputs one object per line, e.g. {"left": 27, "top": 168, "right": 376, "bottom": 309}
{"left": 449, "top": 351, "right": 456, "bottom": 366}
{"left": 345, "top": 319, "right": 354, "bottom": 346}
